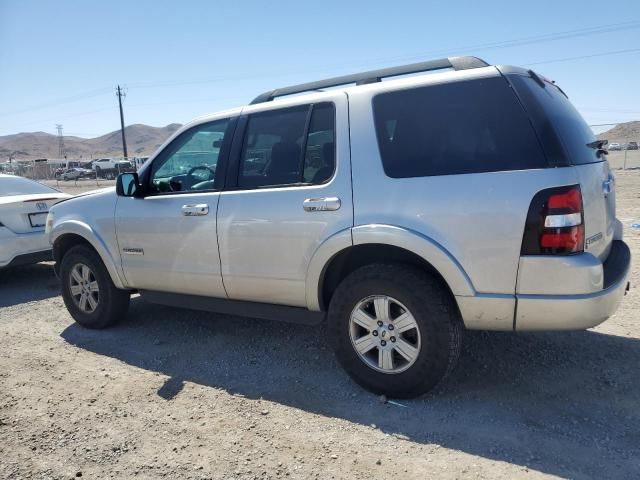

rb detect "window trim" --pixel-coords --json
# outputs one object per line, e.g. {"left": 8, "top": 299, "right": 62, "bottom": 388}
{"left": 224, "top": 102, "right": 337, "bottom": 191}
{"left": 143, "top": 116, "right": 237, "bottom": 197}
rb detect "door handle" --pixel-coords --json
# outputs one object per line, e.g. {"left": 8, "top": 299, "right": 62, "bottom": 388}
{"left": 182, "top": 204, "right": 209, "bottom": 216}
{"left": 303, "top": 197, "right": 341, "bottom": 212}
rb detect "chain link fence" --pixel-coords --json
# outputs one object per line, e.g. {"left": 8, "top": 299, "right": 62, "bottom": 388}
{"left": 0, "top": 157, "right": 148, "bottom": 188}
{"left": 605, "top": 140, "right": 640, "bottom": 170}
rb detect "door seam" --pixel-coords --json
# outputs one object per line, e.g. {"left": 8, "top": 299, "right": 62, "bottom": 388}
{"left": 215, "top": 194, "right": 229, "bottom": 298}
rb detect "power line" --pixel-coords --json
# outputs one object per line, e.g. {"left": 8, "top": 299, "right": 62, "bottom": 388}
{"left": 525, "top": 48, "right": 640, "bottom": 66}
{"left": 4, "top": 20, "right": 638, "bottom": 125}
{"left": 0, "top": 87, "right": 113, "bottom": 117}
{"left": 8, "top": 21, "right": 640, "bottom": 135}
{"left": 127, "top": 20, "right": 640, "bottom": 90}
{"left": 9, "top": 106, "right": 116, "bottom": 131}
{"left": 349, "top": 20, "right": 640, "bottom": 70}
{"left": 579, "top": 107, "right": 640, "bottom": 113}
{"left": 589, "top": 122, "right": 639, "bottom": 127}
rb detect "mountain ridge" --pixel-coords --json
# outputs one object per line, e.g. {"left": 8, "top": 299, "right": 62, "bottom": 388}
{"left": 0, "top": 123, "right": 182, "bottom": 160}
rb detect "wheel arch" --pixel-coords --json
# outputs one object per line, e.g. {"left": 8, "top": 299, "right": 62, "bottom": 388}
{"left": 51, "top": 222, "right": 126, "bottom": 289}
{"left": 306, "top": 225, "right": 475, "bottom": 311}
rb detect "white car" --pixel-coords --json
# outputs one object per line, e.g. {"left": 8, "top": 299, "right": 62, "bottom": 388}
{"left": 0, "top": 175, "right": 70, "bottom": 269}
{"left": 92, "top": 159, "right": 133, "bottom": 179}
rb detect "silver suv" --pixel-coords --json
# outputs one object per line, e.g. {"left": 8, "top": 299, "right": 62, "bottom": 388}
{"left": 47, "top": 57, "right": 631, "bottom": 398}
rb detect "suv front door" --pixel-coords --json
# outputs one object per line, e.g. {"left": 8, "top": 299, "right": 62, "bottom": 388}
{"left": 217, "top": 93, "right": 352, "bottom": 307}
{"left": 115, "top": 116, "right": 236, "bottom": 296}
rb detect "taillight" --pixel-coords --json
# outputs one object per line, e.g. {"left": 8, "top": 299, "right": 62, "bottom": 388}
{"left": 521, "top": 185, "right": 584, "bottom": 255}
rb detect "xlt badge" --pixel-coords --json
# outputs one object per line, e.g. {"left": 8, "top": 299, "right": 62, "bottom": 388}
{"left": 122, "top": 248, "right": 144, "bottom": 255}
{"left": 585, "top": 232, "right": 603, "bottom": 248}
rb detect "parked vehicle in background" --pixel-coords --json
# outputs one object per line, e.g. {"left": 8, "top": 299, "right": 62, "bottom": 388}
{"left": 48, "top": 57, "right": 631, "bottom": 398}
{"left": 627, "top": 141, "right": 638, "bottom": 150}
{"left": 608, "top": 142, "right": 621, "bottom": 151}
{"left": 62, "top": 168, "right": 93, "bottom": 181}
{"left": 131, "top": 156, "right": 149, "bottom": 170}
{"left": 92, "top": 158, "right": 135, "bottom": 179}
{"left": 0, "top": 174, "right": 70, "bottom": 269}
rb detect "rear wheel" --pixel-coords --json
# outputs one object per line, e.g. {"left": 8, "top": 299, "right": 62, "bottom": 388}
{"left": 328, "top": 264, "right": 462, "bottom": 398}
{"left": 60, "top": 245, "right": 130, "bottom": 329}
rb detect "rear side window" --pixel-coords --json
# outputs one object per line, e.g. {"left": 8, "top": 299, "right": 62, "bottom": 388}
{"left": 303, "top": 103, "right": 335, "bottom": 184}
{"left": 238, "top": 102, "right": 335, "bottom": 188}
{"left": 508, "top": 75, "right": 600, "bottom": 166}
{"left": 373, "top": 77, "right": 547, "bottom": 178}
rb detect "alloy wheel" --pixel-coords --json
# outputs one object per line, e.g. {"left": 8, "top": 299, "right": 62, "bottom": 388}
{"left": 69, "top": 263, "right": 100, "bottom": 313}
{"left": 349, "top": 295, "right": 421, "bottom": 374}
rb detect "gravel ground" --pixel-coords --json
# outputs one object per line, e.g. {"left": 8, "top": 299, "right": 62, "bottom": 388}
{"left": 1, "top": 170, "right": 639, "bottom": 480}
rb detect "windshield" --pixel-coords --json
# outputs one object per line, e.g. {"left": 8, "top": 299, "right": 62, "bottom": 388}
{"left": 0, "top": 176, "right": 59, "bottom": 196}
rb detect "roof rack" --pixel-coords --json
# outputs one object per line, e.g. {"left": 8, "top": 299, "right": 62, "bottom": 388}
{"left": 250, "top": 56, "right": 489, "bottom": 105}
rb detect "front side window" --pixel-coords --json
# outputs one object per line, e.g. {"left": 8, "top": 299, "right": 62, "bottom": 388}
{"left": 149, "top": 118, "right": 230, "bottom": 193}
{"left": 238, "top": 102, "right": 336, "bottom": 188}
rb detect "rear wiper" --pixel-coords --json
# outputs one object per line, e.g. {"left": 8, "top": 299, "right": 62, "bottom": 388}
{"left": 587, "top": 139, "right": 608, "bottom": 157}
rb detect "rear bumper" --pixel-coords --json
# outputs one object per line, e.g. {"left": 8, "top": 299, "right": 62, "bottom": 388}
{"left": 0, "top": 227, "right": 51, "bottom": 268}
{"left": 1, "top": 250, "right": 52, "bottom": 269}
{"left": 515, "top": 240, "right": 631, "bottom": 330}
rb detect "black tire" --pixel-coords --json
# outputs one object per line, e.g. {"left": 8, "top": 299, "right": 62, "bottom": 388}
{"left": 328, "top": 264, "right": 462, "bottom": 398}
{"left": 59, "top": 245, "right": 130, "bottom": 329}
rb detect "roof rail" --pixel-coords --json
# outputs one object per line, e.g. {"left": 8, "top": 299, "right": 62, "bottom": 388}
{"left": 250, "top": 56, "right": 489, "bottom": 105}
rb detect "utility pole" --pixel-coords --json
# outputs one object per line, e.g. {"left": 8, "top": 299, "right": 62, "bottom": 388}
{"left": 56, "top": 124, "right": 66, "bottom": 159}
{"left": 116, "top": 85, "right": 128, "bottom": 159}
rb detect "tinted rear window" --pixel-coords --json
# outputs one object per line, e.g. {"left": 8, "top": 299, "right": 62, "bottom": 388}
{"left": 372, "top": 76, "right": 547, "bottom": 178}
{"left": 508, "top": 75, "right": 600, "bottom": 166}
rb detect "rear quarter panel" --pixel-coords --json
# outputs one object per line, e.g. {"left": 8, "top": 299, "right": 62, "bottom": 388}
{"left": 348, "top": 84, "right": 582, "bottom": 295}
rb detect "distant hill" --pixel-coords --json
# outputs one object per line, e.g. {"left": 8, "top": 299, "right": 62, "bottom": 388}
{"left": 597, "top": 121, "right": 640, "bottom": 144}
{"left": 0, "top": 123, "right": 182, "bottom": 161}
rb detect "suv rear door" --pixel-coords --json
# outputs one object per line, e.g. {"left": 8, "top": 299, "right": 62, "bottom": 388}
{"left": 506, "top": 73, "right": 616, "bottom": 260}
{"left": 217, "top": 93, "right": 352, "bottom": 307}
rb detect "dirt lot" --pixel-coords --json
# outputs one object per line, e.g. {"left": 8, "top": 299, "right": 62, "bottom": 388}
{"left": 1, "top": 170, "right": 639, "bottom": 480}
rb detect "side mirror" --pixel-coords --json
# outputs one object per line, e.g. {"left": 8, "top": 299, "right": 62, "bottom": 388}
{"left": 116, "top": 172, "right": 142, "bottom": 197}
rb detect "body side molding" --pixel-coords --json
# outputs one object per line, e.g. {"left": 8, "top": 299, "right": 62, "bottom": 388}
{"left": 140, "top": 290, "right": 326, "bottom": 325}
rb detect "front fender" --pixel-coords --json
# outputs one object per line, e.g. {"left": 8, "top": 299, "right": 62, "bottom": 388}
{"left": 50, "top": 220, "right": 127, "bottom": 289}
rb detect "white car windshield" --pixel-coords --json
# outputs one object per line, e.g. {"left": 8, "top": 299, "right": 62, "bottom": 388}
{"left": 0, "top": 176, "right": 59, "bottom": 196}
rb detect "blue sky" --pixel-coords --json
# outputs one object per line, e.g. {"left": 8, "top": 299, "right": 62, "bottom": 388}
{"left": 0, "top": 0, "right": 639, "bottom": 138}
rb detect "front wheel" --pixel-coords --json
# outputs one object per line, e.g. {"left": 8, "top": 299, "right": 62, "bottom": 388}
{"left": 60, "top": 245, "right": 130, "bottom": 329}
{"left": 328, "top": 264, "right": 462, "bottom": 398}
